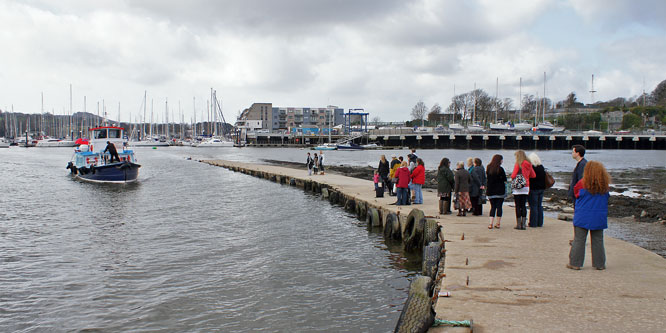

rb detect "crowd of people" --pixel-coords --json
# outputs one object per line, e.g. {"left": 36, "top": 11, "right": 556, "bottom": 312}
{"left": 305, "top": 144, "right": 610, "bottom": 271}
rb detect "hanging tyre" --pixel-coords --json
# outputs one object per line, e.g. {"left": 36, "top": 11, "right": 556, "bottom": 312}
{"left": 423, "top": 219, "right": 439, "bottom": 247}
{"left": 357, "top": 201, "right": 367, "bottom": 220}
{"left": 394, "top": 276, "right": 434, "bottom": 333}
{"left": 366, "top": 207, "right": 380, "bottom": 228}
{"left": 403, "top": 209, "right": 426, "bottom": 252}
{"left": 422, "top": 241, "right": 442, "bottom": 280}
{"left": 321, "top": 188, "right": 329, "bottom": 199}
{"left": 345, "top": 199, "right": 355, "bottom": 212}
{"left": 383, "top": 212, "right": 401, "bottom": 241}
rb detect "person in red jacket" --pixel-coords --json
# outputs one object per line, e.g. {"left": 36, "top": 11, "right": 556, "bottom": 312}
{"left": 394, "top": 161, "right": 411, "bottom": 205}
{"left": 410, "top": 158, "right": 426, "bottom": 204}
{"left": 510, "top": 150, "right": 536, "bottom": 230}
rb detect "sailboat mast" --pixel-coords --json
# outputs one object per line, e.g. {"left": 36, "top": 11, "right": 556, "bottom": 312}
{"left": 519, "top": 77, "right": 522, "bottom": 122}
{"left": 543, "top": 72, "right": 546, "bottom": 123}
{"left": 495, "top": 77, "right": 499, "bottom": 123}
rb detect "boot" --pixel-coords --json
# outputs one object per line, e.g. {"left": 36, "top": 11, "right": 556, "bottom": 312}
{"left": 521, "top": 216, "right": 527, "bottom": 230}
{"left": 443, "top": 199, "right": 451, "bottom": 214}
{"left": 439, "top": 200, "right": 444, "bottom": 214}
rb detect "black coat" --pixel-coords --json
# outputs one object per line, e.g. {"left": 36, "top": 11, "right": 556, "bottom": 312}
{"left": 530, "top": 165, "right": 546, "bottom": 190}
{"left": 486, "top": 167, "right": 507, "bottom": 197}
{"left": 378, "top": 160, "right": 390, "bottom": 178}
{"left": 469, "top": 165, "right": 487, "bottom": 197}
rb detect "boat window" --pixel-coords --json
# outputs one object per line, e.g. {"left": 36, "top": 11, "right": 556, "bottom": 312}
{"left": 95, "top": 130, "right": 107, "bottom": 139}
{"left": 108, "top": 129, "right": 121, "bottom": 138}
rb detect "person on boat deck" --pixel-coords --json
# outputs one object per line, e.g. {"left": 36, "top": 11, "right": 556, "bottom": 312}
{"left": 104, "top": 141, "right": 120, "bottom": 163}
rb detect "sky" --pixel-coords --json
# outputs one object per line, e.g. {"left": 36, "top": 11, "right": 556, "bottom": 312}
{"left": 1, "top": 0, "right": 664, "bottom": 123}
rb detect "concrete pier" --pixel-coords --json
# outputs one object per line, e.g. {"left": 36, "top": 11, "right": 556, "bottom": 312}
{"left": 201, "top": 159, "right": 666, "bottom": 332}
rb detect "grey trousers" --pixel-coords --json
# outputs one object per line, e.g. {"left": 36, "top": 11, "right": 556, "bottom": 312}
{"left": 569, "top": 226, "right": 606, "bottom": 269}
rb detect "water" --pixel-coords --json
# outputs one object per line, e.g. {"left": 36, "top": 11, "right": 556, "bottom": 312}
{"left": 0, "top": 147, "right": 420, "bottom": 332}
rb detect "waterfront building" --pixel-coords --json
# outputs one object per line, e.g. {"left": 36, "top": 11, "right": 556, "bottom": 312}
{"left": 237, "top": 103, "right": 344, "bottom": 133}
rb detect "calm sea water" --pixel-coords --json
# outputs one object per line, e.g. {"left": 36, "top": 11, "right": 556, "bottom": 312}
{"left": 0, "top": 147, "right": 420, "bottom": 332}
{"left": 1, "top": 146, "right": 663, "bottom": 332}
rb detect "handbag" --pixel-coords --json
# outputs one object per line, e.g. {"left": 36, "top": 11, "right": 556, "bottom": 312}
{"left": 453, "top": 194, "right": 460, "bottom": 210}
{"left": 545, "top": 170, "right": 555, "bottom": 189}
{"left": 479, "top": 188, "right": 487, "bottom": 204}
{"left": 511, "top": 168, "right": 527, "bottom": 190}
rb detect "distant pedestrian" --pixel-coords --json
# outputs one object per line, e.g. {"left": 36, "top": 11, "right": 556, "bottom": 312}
{"left": 436, "top": 157, "right": 455, "bottom": 215}
{"left": 470, "top": 158, "right": 486, "bottom": 216}
{"left": 568, "top": 145, "right": 587, "bottom": 208}
{"left": 388, "top": 155, "right": 399, "bottom": 196}
{"left": 395, "top": 161, "right": 411, "bottom": 205}
{"left": 410, "top": 158, "right": 425, "bottom": 204}
{"left": 378, "top": 155, "right": 390, "bottom": 193}
{"left": 313, "top": 153, "right": 319, "bottom": 175}
{"left": 306, "top": 152, "right": 313, "bottom": 176}
{"left": 486, "top": 154, "right": 507, "bottom": 229}
{"left": 454, "top": 161, "right": 471, "bottom": 216}
{"left": 528, "top": 152, "right": 547, "bottom": 228}
{"left": 568, "top": 161, "right": 610, "bottom": 271}
{"left": 319, "top": 151, "right": 326, "bottom": 175}
{"left": 373, "top": 170, "right": 380, "bottom": 190}
{"left": 511, "top": 150, "right": 535, "bottom": 230}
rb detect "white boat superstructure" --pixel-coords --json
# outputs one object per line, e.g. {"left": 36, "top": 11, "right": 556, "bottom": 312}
{"left": 448, "top": 123, "right": 464, "bottom": 131}
{"left": 130, "top": 139, "right": 170, "bottom": 147}
{"left": 513, "top": 122, "right": 532, "bottom": 132}
{"left": 489, "top": 122, "right": 510, "bottom": 131}
{"left": 0, "top": 138, "right": 9, "bottom": 148}
{"left": 466, "top": 123, "right": 484, "bottom": 132}
{"left": 35, "top": 137, "right": 76, "bottom": 147}
{"left": 196, "top": 137, "right": 234, "bottom": 147}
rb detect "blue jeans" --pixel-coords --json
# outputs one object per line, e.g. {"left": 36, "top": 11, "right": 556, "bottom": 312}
{"left": 528, "top": 189, "right": 544, "bottom": 227}
{"left": 409, "top": 183, "right": 423, "bottom": 204}
{"left": 396, "top": 187, "right": 408, "bottom": 205}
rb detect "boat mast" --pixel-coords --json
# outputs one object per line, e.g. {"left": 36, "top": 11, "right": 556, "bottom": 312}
{"left": 495, "top": 77, "right": 499, "bottom": 123}
{"left": 543, "top": 72, "right": 546, "bottom": 123}
{"left": 519, "top": 77, "right": 522, "bottom": 122}
{"left": 473, "top": 82, "right": 477, "bottom": 124}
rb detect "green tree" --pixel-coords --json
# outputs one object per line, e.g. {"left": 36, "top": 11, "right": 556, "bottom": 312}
{"left": 621, "top": 113, "right": 642, "bottom": 129}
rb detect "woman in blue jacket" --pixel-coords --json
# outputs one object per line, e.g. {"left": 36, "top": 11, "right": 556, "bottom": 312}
{"left": 567, "top": 161, "right": 611, "bottom": 271}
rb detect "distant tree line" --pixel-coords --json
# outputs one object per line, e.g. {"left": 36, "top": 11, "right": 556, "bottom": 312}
{"left": 413, "top": 79, "right": 666, "bottom": 129}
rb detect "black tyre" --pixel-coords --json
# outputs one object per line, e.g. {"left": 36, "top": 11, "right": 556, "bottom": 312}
{"left": 394, "top": 276, "right": 434, "bottom": 333}
{"left": 345, "top": 199, "right": 355, "bottom": 212}
{"left": 423, "top": 219, "right": 439, "bottom": 247}
{"left": 366, "top": 207, "right": 380, "bottom": 228}
{"left": 422, "top": 242, "right": 441, "bottom": 280}
{"left": 383, "top": 212, "right": 400, "bottom": 240}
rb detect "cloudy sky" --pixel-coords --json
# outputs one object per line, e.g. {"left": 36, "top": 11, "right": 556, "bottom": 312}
{"left": 1, "top": 0, "right": 664, "bottom": 123}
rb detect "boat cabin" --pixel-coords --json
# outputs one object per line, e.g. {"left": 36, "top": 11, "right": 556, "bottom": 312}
{"left": 73, "top": 126, "right": 136, "bottom": 168}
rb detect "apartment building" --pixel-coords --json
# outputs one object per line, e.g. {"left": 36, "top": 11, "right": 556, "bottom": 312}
{"left": 237, "top": 103, "right": 344, "bottom": 132}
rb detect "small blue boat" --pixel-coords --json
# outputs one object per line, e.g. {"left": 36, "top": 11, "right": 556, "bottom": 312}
{"left": 66, "top": 126, "right": 141, "bottom": 183}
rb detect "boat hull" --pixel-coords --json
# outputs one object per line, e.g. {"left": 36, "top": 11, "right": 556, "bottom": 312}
{"left": 72, "top": 162, "right": 141, "bottom": 183}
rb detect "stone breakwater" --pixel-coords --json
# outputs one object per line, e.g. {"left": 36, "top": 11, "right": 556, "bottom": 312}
{"left": 203, "top": 159, "right": 666, "bottom": 332}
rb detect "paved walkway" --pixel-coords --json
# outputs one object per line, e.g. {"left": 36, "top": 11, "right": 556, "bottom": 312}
{"left": 204, "top": 160, "right": 666, "bottom": 333}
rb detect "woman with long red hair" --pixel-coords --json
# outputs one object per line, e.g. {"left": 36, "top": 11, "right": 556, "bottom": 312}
{"left": 567, "top": 161, "right": 611, "bottom": 270}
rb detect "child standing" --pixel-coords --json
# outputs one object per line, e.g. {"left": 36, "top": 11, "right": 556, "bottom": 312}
{"left": 373, "top": 170, "right": 380, "bottom": 190}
